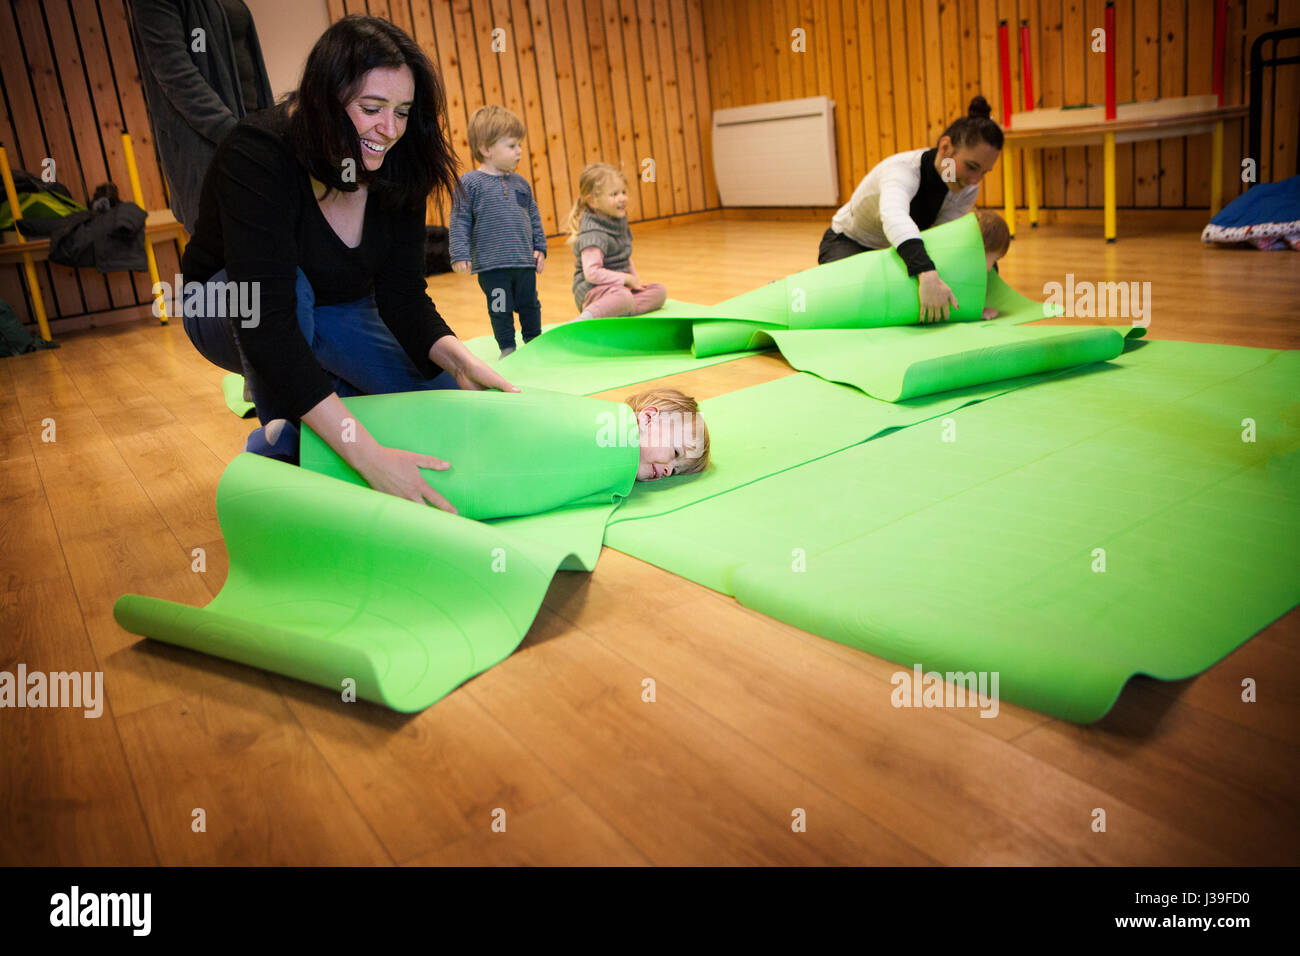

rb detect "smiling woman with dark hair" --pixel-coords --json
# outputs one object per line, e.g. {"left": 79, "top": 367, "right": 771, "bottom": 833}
{"left": 181, "top": 15, "right": 515, "bottom": 515}
{"left": 282, "top": 15, "right": 459, "bottom": 210}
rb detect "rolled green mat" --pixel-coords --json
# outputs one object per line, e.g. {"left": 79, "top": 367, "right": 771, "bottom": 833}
{"left": 493, "top": 278, "right": 1125, "bottom": 404}
{"left": 707, "top": 212, "right": 988, "bottom": 331}
{"left": 690, "top": 319, "right": 784, "bottom": 358}
{"left": 766, "top": 323, "right": 1132, "bottom": 401}
{"left": 221, "top": 373, "right": 256, "bottom": 418}
{"left": 114, "top": 389, "right": 643, "bottom": 710}
{"left": 299, "top": 388, "right": 639, "bottom": 520}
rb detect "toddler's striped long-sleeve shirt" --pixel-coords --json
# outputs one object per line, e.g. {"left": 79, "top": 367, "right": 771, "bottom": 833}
{"left": 448, "top": 170, "right": 547, "bottom": 272}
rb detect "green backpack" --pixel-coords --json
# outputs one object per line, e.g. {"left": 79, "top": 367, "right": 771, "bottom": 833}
{"left": 0, "top": 171, "right": 87, "bottom": 232}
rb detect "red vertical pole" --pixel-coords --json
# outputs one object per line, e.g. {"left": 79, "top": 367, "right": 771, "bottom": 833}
{"left": 1104, "top": 2, "right": 1117, "bottom": 120}
{"left": 999, "top": 19, "right": 1013, "bottom": 127}
{"left": 1020, "top": 20, "right": 1034, "bottom": 111}
{"left": 1212, "top": 0, "right": 1228, "bottom": 106}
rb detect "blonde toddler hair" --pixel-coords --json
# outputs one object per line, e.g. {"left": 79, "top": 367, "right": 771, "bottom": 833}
{"left": 975, "top": 208, "right": 1011, "bottom": 257}
{"left": 566, "top": 162, "right": 626, "bottom": 242}
{"left": 623, "top": 387, "right": 710, "bottom": 475}
{"left": 467, "top": 105, "right": 525, "bottom": 162}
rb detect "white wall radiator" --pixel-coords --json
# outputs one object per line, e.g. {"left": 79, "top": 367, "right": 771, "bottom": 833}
{"left": 711, "top": 96, "right": 838, "bottom": 207}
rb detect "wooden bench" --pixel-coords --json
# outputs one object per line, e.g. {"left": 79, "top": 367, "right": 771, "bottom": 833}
{"left": 0, "top": 208, "right": 187, "bottom": 266}
{"left": 1, "top": 209, "right": 188, "bottom": 333}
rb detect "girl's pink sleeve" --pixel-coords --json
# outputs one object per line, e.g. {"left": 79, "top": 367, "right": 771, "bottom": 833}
{"left": 581, "top": 245, "right": 625, "bottom": 285}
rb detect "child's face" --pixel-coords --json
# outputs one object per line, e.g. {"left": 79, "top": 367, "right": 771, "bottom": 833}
{"left": 635, "top": 407, "right": 703, "bottom": 481}
{"left": 588, "top": 180, "right": 628, "bottom": 218}
{"left": 986, "top": 248, "right": 1005, "bottom": 272}
{"left": 481, "top": 136, "right": 522, "bottom": 173}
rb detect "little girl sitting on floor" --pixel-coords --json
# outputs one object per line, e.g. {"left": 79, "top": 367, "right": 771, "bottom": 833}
{"left": 568, "top": 163, "right": 667, "bottom": 320}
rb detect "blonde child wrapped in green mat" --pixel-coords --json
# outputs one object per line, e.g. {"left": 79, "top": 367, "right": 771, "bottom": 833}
{"left": 625, "top": 387, "right": 710, "bottom": 481}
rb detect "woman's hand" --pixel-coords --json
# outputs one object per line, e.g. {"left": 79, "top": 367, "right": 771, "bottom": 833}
{"left": 533, "top": 250, "right": 545, "bottom": 273}
{"left": 452, "top": 260, "right": 471, "bottom": 273}
{"left": 301, "top": 393, "right": 459, "bottom": 512}
{"left": 453, "top": 357, "right": 517, "bottom": 391}
{"left": 917, "top": 270, "right": 958, "bottom": 323}
{"left": 353, "top": 443, "right": 458, "bottom": 514}
{"left": 429, "top": 335, "right": 521, "bottom": 391}
{"left": 624, "top": 272, "right": 645, "bottom": 292}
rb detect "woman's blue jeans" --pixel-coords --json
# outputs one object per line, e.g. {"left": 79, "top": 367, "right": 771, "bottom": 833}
{"left": 182, "top": 269, "right": 458, "bottom": 459}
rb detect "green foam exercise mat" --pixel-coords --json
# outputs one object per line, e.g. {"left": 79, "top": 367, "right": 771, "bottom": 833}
{"left": 494, "top": 215, "right": 984, "bottom": 394}
{"left": 114, "top": 390, "right": 641, "bottom": 711}
{"left": 163, "top": 220, "right": 1165, "bottom": 717}
{"left": 605, "top": 340, "right": 1300, "bottom": 722}
{"left": 764, "top": 323, "right": 1136, "bottom": 401}
{"left": 221, "top": 373, "right": 256, "bottom": 418}
{"left": 704, "top": 211, "right": 990, "bottom": 329}
{"left": 299, "top": 388, "right": 638, "bottom": 520}
{"left": 480, "top": 308, "right": 769, "bottom": 395}
{"left": 482, "top": 214, "right": 1122, "bottom": 400}
{"left": 607, "top": 366, "right": 1089, "bottom": 529}
{"left": 116, "top": 363, "right": 1067, "bottom": 712}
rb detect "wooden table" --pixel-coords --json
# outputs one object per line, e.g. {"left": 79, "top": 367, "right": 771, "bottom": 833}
{"left": 1000, "top": 94, "right": 1249, "bottom": 241}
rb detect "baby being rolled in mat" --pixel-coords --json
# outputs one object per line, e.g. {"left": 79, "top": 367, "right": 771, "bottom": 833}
{"left": 625, "top": 387, "right": 710, "bottom": 481}
{"left": 975, "top": 208, "right": 1010, "bottom": 320}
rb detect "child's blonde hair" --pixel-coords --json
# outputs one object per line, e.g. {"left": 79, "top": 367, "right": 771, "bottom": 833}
{"left": 975, "top": 208, "right": 1011, "bottom": 257}
{"left": 624, "top": 387, "right": 710, "bottom": 475}
{"left": 566, "top": 162, "right": 626, "bottom": 242}
{"left": 467, "top": 105, "right": 525, "bottom": 161}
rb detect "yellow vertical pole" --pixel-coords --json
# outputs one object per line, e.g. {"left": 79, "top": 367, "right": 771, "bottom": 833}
{"left": 121, "top": 130, "right": 168, "bottom": 323}
{"left": 1103, "top": 131, "right": 1116, "bottom": 242}
{"left": 0, "top": 145, "right": 53, "bottom": 341}
{"left": 1210, "top": 120, "right": 1224, "bottom": 215}
{"left": 1002, "top": 145, "right": 1016, "bottom": 237}
{"left": 1025, "top": 147, "right": 1039, "bottom": 227}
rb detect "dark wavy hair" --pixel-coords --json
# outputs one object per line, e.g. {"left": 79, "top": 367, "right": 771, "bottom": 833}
{"left": 939, "top": 95, "right": 1004, "bottom": 151}
{"left": 283, "top": 15, "right": 459, "bottom": 209}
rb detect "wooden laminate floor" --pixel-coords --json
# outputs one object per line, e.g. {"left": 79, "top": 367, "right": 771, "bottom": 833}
{"left": 1, "top": 218, "right": 1297, "bottom": 865}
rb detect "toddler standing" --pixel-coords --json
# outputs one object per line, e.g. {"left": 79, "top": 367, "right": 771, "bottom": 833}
{"left": 567, "top": 163, "right": 666, "bottom": 320}
{"left": 450, "top": 105, "right": 547, "bottom": 358}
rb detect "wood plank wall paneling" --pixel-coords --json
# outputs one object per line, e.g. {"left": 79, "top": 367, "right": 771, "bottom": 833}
{"left": 376, "top": 0, "right": 720, "bottom": 233}
{"left": 702, "top": 0, "right": 1300, "bottom": 211}
{"left": 3, "top": 0, "right": 1297, "bottom": 327}
{"left": 2, "top": 0, "right": 181, "bottom": 325}
{"left": 0, "top": 0, "right": 718, "bottom": 326}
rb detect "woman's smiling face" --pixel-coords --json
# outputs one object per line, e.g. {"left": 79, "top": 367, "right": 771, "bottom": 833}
{"left": 937, "top": 137, "right": 1001, "bottom": 191}
{"left": 345, "top": 65, "right": 415, "bottom": 171}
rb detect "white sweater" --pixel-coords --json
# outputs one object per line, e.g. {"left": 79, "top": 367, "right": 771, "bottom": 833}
{"left": 831, "top": 147, "right": 980, "bottom": 251}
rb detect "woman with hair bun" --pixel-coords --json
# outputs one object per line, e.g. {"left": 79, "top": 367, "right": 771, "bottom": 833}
{"left": 818, "top": 95, "right": 1004, "bottom": 323}
{"left": 180, "top": 15, "right": 516, "bottom": 514}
